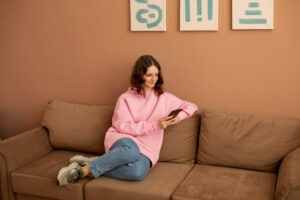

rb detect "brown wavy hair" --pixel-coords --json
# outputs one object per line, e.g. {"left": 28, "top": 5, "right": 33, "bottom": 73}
{"left": 130, "top": 55, "right": 164, "bottom": 96}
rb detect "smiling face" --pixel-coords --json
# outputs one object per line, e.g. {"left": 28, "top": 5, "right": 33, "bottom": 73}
{"left": 142, "top": 65, "right": 159, "bottom": 92}
{"left": 130, "top": 55, "right": 164, "bottom": 96}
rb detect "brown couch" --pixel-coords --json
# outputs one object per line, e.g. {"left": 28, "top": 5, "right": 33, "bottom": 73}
{"left": 0, "top": 99, "right": 300, "bottom": 200}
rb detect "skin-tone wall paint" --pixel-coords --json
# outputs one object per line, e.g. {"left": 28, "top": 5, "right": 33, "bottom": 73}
{"left": 0, "top": 0, "right": 300, "bottom": 139}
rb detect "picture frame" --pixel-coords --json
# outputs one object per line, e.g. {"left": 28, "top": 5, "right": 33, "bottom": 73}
{"left": 232, "top": 0, "right": 274, "bottom": 30}
{"left": 130, "top": 0, "right": 166, "bottom": 31}
{"left": 180, "top": 0, "right": 219, "bottom": 31}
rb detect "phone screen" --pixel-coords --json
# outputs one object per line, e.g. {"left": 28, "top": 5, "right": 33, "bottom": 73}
{"left": 167, "top": 109, "right": 182, "bottom": 121}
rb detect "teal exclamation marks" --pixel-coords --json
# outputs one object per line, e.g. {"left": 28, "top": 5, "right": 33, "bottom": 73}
{"left": 185, "top": 0, "right": 191, "bottom": 22}
{"left": 208, "top": 0, "right": 213, "bottom": 20}
{"left": 197, "top": 0, "right": 202, "bottom": 21}
{"left": 185, "top": 0, "right": 214, "bottom": 23}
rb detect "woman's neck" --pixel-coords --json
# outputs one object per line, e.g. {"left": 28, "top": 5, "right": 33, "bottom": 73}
{"left": 143, "top": 87, "right": 153, "bottom": 93}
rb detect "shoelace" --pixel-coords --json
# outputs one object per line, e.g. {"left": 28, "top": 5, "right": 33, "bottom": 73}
{"left": 67, "top": 168, "right": 81, "bottom": 183}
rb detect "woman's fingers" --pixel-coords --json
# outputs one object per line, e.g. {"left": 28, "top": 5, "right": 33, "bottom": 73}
{"left": 159, "top": 116, "right": 179, "bottom": 129}
{"left": 165, "top": 116, "right": 174, "bottom": 121}
{"left": 167, "top": 116, "right": 179, "bottom": 125}
{"left": 159, "top": 116, "right": 171, "bottom": 129}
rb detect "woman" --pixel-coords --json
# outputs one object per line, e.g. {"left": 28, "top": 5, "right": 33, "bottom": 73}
{"left": 57, "top": 55, "right": 198, "bottom": 186}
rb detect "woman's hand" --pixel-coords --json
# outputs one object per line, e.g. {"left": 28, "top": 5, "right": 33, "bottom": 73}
{"left": 158, "top": 116, "right": 180, "bottom": 129}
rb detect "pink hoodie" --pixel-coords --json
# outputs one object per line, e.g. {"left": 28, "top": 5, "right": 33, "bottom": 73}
{"left": 104, "top": 88, "right": 198, "bottom": 167}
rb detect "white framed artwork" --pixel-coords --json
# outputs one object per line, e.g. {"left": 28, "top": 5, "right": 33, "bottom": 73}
{"left": 232, "top": 0, "right": 274, "bottom": 30}
{"left": 180, "top": 0, "right": 219, "bottom": 31}
{"left": 130, "top": 0, "right": 166, "bottom": 31}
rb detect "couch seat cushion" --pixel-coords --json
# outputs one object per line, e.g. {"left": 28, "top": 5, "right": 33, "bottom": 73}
{"left": 173, "top": 164, "right": 276, "bottom": 200}
{"left": 11, "top": 150, "right": 96, "bottom": 200}
{"left": 85, "top": 162, "right": 194, "bottom": 200}
{"left": 16, "top": 193, "right": 58, "bottom": 200}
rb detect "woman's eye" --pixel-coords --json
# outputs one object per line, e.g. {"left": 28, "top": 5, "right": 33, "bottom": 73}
{"left": 145, "top": 74, "right": 158, "bottom": 77}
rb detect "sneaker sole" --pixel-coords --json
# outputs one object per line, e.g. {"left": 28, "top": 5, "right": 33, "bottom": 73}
{"left": 57, "top": 162, "right": 79, "bottom": 186}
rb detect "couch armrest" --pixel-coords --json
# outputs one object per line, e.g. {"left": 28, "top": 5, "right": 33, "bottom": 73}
{"left": 276, "top": 147, "right": 300, "bottom": 200}
{"left": 0, "top": 127, "right": 53, "bottom": 200}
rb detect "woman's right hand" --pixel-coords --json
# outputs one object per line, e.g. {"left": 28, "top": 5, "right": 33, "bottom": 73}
{"left": 158, "top": 116, "right": 180, "bottom": 129}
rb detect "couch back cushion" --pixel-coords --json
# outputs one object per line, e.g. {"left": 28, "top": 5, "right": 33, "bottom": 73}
{"left": 42, "top": 99, "right": 114, "bottom": 154}
{"left": 42, "top": 100, "right": 200, "bottom": 162}
{"left": 159, "top": 113, "right": 200, "bottom": 163}
{"left": 197, "top": 109, "right": 300, "bottom": 172}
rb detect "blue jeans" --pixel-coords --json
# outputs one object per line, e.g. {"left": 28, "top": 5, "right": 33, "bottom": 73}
{"left": 88, "top": 138, "right": 150, "bottom": 181}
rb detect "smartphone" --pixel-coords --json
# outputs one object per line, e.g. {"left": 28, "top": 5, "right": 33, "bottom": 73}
{"left": 167, "top": 109, "right": 182, "bottom": 121}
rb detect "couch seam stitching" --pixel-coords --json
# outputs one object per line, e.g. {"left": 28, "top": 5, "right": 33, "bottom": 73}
{"left": 170, "top": 164, "right": 195, "bottom": 199}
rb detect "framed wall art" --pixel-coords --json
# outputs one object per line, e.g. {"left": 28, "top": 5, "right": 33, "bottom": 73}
{"left": 180, "top": 0, "right": 219, "bottom": 31}
{"left": 130, "top": 0, "right": 166, "bottom": 31}
{"left": 232, "top": 0, "right": 274, "bottom": 30}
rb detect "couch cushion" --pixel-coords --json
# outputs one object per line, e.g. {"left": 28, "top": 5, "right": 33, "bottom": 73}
{"left": 173, "top": 164, "right": 276, "bottom": 200}
{"left": 42, "top": 99, "right": 114, "bottom": 154}
{"left": 159, "top": 113, "right": 200, "bottom": 163}
{"left": 42, "top": 99, "right": 200, "bottom": 163}
{"left": 16, "top": 193, "right": 58, "bottom": 200}
{"left": 197, "top": 109, "right": 300, "bottom": 172}
{"left": 11, "top": 150, "right": 95, "bottom": 200}
{"left": 85, "top": 162, "right": 194, "bottom": 200}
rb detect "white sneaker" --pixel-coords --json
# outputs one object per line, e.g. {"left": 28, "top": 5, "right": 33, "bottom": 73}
{"left": 57, "top": 162, "right": 84, "bottom": 186}
{"left": 69, "top": 155, "right": 99, "bottom": 166}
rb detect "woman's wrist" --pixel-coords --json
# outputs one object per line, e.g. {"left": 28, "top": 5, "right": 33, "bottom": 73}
{"left": 158, "top": 120, "right": 164, "bottom": 129}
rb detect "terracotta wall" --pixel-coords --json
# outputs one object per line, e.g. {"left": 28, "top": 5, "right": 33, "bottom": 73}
{"left": 1, "top": 0, "right": 300, "bottom": 139}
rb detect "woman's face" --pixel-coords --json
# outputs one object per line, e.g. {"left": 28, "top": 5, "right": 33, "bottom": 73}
{"left": 142, "top": 65, "right": 159, "bottom": 91}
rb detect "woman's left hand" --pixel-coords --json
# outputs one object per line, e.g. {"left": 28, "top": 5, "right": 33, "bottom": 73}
{"left": 167, "top": 116, "right": 180, "bottom": 126}
{"left": 158, "top": 116, "right": 180, "bottom": 129}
